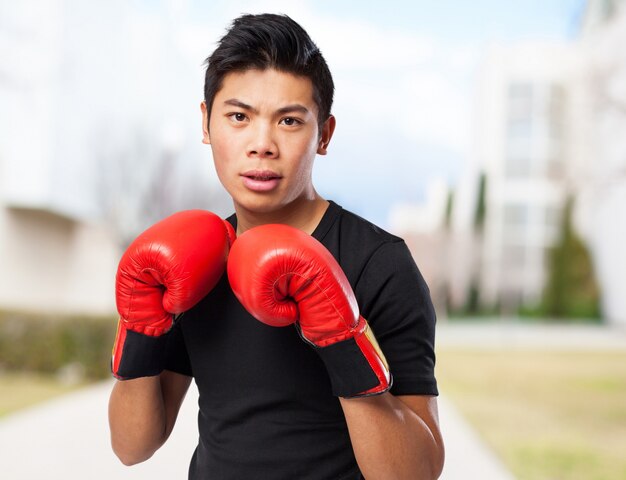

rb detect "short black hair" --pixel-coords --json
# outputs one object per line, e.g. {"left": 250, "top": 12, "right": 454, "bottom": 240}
{"left": 204, "top": 13, "right": 334, "bottom": 130}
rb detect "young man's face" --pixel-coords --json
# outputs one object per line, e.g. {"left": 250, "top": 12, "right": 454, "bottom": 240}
{"left": 201, "top": 68, "right": 334, "bottom": 216}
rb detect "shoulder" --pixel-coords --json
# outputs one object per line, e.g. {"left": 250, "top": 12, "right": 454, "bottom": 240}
{"left": 330, "top": 203, "right": 403, "bottom": 247}
{"left": 316, "top": 202, "right": 412, "bottom": 282}
{"left": 317, "top": 202, "right": 406, "bottom": 257}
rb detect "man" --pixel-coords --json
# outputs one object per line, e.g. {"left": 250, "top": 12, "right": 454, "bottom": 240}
{"left": 109, "top": 13, "right": 444, "bottom": 479}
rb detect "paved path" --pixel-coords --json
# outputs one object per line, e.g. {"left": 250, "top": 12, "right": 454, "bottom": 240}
{"left": 0, "top": 380, "right": 198, "bottom": 479}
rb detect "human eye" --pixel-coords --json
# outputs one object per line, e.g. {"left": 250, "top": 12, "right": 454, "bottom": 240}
{"left": 279, "top": 117, "right": 303, "bottom": 127}
{"left": 227, "top": 112, "right": 248, "bottom": 123}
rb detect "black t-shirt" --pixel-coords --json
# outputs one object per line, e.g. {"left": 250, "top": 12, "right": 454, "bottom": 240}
{"left": 164, "top": 201, "right": 438, "bottom": 479}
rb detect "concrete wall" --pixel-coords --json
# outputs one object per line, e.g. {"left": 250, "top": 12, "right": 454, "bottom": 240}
{"left": 0, "top": 206, "right": 118, "bottom": 315}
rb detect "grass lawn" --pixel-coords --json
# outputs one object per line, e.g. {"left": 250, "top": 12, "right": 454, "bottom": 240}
{"left": 436, "top": 348, "right": 626, "bottom": 480}
{"left": 0, "top": 372, "right": 86, "bottom": 418}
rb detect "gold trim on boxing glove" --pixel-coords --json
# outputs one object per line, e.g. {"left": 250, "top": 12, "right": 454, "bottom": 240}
{"left": 363, "top": 323, "right": 389, "bottom": 371}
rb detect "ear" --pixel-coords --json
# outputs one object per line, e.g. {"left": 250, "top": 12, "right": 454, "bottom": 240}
{"left": 200, "top": 101, "right": 211, "bottom": 145}
{"left": 317, "top": 115, "right": 336, "bottom": 155}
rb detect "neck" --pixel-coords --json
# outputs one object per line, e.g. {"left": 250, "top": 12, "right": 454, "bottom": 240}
{"left": 235, "top": 194, "right": 329, "bottom": 236}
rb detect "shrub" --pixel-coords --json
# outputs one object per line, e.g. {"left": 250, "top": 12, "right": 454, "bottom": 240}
{"left": 0, "top": 310, "right": 117, "bottom": 380}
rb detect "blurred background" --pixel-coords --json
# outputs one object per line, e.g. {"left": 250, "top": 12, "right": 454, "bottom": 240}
{"left": 1, "top": 0, "right": 625, "bottom": 479}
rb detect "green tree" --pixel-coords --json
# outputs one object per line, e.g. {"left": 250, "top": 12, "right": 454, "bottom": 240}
{"left": 474, "top": 172, "right": 487, "bottom": 232}
{"left": 542, "top": 196, "right": 601, "bottom": 320}
{"left": 464, "top": 172, "right": 487, "bottom": 315}
{"left": 444, "top": 188, "right": 454, "bottom": 230}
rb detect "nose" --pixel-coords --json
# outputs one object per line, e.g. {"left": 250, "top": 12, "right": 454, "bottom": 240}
{"left": 247, "top": 123, "right": 278, "bottom": 159}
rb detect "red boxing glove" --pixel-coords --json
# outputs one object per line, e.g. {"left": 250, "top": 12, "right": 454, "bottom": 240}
{"left": 112, "top": 210, "right": 235, "bottom": 380}
{"left": 227, "top": 224, "right": 391, "bottom": 398}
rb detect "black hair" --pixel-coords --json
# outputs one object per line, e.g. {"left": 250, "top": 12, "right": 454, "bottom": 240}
{"left": 204, "top": 13, "right": 334, "bottom": 130}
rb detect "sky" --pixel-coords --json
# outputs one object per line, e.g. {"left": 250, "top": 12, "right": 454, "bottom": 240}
{"left": 1, "top": 0, "right": 586, "bottom": 228}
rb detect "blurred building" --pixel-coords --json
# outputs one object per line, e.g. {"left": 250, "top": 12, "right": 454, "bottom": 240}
{"left": 581, "top": 0, "right": 626, "bottom": 31}
{"left": 573, "top": 0, "right": 626, "bottom": 325}
{"left": 467, "top": 41, "right": 580, "bottom": 314}
{"left": 398, "top": 0, "right": 626, "bottom": 326}
{"left": 389, "top": 42, "right": 582, "bottom": 319}
{"left": 0, "top": 206, "right": 119, "bottom": 314}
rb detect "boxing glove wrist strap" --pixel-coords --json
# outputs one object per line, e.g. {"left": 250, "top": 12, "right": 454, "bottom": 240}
{"left": 111, "top": 323, "right": 170, "bottom": 380}
{"left": 301, "top": 320, "right": 393, "bottom": 398}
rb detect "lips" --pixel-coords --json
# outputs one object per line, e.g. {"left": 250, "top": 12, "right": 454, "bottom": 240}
{"left": 241, "top": 170, "right": 283, "bottom": 192}
{"left": 242, "top": 170, "right": 282, "bottom": 181}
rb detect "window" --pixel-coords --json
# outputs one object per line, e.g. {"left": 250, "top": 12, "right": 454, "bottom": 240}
{"left": 505, "top": 82, "right": 534, "bottom": 178}
{"left": 507, "top": 82, "right": 534, "bottom": 121}
{"left": 504, "top": 204, "right": 529, "bottom": 229}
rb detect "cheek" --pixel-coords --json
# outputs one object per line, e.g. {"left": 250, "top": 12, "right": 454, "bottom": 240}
{"left": 211, "top": 140, "right": 227, "bottom": 163}
{"left": 290, "top": 154, "right": 317, "bottom": 188}
{"left": 208, "top": 127, "right": 233, "bottom": 163}
{"left": 287, "top": 133, "right": 318, "bottom": 162}
{"left": 209, "top": 140, "right": 233, "bottom": 182}
{"left": 297, "top": 138, "right": 319, "bottom": 171}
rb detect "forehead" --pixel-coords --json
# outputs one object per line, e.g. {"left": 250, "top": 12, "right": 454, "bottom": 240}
{"left": 215, "top": 68, "right": 317, "bottom": 111}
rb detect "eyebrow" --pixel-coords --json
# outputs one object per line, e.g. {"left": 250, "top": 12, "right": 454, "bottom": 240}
{"left": 223, "top": 98, "right": 310, "bottom": 116}
{"left": 276, "top": 104, "right": 310, "bottom": 116}
{"left": 224, "top": 98, "right": 257, "bottom": 113}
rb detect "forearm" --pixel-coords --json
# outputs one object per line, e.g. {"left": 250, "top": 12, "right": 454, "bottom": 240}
{"left": 340, "top": 393, "right": 444, "bottom": 480}
{"left": 108, "top": 376, "right": 170, "bottom": 465}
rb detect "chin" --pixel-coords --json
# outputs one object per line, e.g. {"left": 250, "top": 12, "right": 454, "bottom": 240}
{"left": 236, "top": 196, "right": 284, "bottom": 215}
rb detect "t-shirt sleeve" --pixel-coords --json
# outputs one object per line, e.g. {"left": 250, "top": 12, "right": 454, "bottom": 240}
{"left": 163, "top": 315, "right": 193, "bottom": 377}
{"left": 355, "top": 240, "right": 438, "bottom": 396}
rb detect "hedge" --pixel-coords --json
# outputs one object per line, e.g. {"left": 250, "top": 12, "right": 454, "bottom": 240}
{"left": 0, "top": 310, "right": 118, "bottom": 380}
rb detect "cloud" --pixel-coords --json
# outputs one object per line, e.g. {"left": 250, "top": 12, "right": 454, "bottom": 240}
{"left": 313, "top": 18, "right": 436, "bottom": 70}
{"left": 304, "top": 6, "right": 475, "bottom": 154}
{"left": 334, "top": 67, "right": 471, "bottom": 153}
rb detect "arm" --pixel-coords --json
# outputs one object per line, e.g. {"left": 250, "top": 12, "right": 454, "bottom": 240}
{"left": 108, "top": 371, "right": 191, "bottom": 465}
{"left": 340, "top": 394, "right": 444, "bottom": 480}
{"left": 107, "top": 210, "right": 233, "bottom": 464}
{"left": 340, "top": 238, "right": 443, "bottom": 478}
